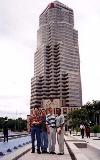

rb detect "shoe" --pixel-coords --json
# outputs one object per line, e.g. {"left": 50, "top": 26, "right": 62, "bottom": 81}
{"left": 37, "top": 151, "right": 41, "bottom": 154}
{"left": 37, "top": 149, "right": 41, "bottom": 154}
{"left": 52, "top": 152, "right": 56, "bottom": 154}
{"left": 31, "top": 151, "right": 35, "bottom": 153}
{"left": 57, "top": 153, "right": 64, "bottom": 155}
{"left": 44, "top": 151, "right": 49, "bottom": 154}
{"left": 31, "top": 148, "right": 35, "bottom": 153}
{"left": 50, "top": 152, "right": 56, "bottom": 154}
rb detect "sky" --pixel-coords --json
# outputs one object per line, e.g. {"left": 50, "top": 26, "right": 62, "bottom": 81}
{"left": 0, "top": 0, "right": 100, "bottom": 119}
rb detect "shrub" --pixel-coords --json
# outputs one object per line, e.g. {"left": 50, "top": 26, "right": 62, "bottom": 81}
{"left": 93, "top": 125, "right": 100, "bottom": 133}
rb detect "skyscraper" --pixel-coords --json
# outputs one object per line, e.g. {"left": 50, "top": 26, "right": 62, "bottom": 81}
{"left": 30, "top": 1, "right": 82, "bottom": 115}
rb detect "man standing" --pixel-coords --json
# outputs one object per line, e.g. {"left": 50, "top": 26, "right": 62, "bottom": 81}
{"left": 69, "top": 128, "right": 72, "bottom": 135}
{"left": 41, "top": 109, "right": 48, "bottom": 153}
{"left": 3, "top": 117, "right": 8, "bottom": 142}
{"left": 85, "top": 125, "right": 90, "bottom": 138}
{"left": 46, "top": 107, "right": 56, "bottom": 154}
{"left": 56, "top": 108, "right": 64, "bottom": 155}
{"left": 30, "top": 107, "right": 41, "bottom": 154}
{"left": 80, "top": 124, "right": 85, "bottom": 139}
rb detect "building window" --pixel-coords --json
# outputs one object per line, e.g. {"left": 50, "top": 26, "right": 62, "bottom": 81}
{"left": 63, "top": 108, "right": 67, "bottom": 114}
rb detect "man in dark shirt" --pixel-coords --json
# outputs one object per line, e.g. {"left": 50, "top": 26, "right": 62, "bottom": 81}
{"left": 41, "top": 109, "right": 48, "bottom": 153}
{"left": 3, "top": 117, "right": 8, "bottom": 142}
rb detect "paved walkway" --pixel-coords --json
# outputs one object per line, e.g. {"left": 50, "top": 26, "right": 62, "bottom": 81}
{"left": 72, "top": 134, "right": 100, "bottom": 150}
{"left": 18, "top": 142, "right": 71, "bottom": 160}
{"left": 65, "top": 134, "right": 100, "bottom": 160}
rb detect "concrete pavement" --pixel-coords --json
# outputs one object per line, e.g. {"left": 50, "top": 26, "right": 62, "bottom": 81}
{"left": 72, "top": 134, "right": 100, "bottom": 150}
{"left": 18, "top": 142, "right": 71, "bottom": 160}
{"left": 1, "top": 133, "right": 100, "bottom": 160}
{"left": 65, "top": 133, "right": 100, "bottom": 160}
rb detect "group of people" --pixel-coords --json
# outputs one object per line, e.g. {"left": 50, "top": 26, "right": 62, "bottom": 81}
{"left": 80, "top": 124, "right": 90, "bottom": 138}
{"left": 29, "top": 107, "right": 65, "bottom": 155}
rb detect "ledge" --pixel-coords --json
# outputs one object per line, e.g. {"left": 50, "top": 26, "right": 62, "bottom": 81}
{"left": 64, "top": 136, "right": 89, "bottom": 160}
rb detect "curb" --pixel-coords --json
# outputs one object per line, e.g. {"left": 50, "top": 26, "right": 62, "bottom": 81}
{"left": 64, "top": 138, "right": 89, "bottom": 160}
{"left": 12, "top": 147, "right": 31, "bottom": 160}
{"left": 64, "top": 139, "right": 76, "bottom": 160}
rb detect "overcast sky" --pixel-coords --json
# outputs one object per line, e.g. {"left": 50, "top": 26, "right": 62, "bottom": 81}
{"left": 0, "top": 0, "right": 100, "bottom": 119}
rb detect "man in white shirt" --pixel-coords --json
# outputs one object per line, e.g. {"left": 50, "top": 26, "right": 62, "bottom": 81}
{"left": 56, "top": 108, "right": 64, "bottom": 155}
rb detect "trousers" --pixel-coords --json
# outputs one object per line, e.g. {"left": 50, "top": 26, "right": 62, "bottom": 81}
{"left": 41, "top": 131, "right": 48, "bottom": 151}
{"left": 31, "top": 126, "right": 41, "bottom": 150}
{"left": 57, "top": 129, "right": 64, "bottom": 154}
{"left": 48, "top": 127, "right": 56, "bottom": 152}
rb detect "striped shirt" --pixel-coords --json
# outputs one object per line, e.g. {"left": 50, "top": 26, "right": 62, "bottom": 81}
{"left": 46, "top": 114, "right": 56, "bottom": 127}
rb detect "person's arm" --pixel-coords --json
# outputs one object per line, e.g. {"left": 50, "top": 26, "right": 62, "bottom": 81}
{"left": 46, "top": 124, "right": 50, "bottom": 134}
{"left": 30, "top": 115, "right": 39, "bottom": 125}
{"left": 60, "top": 115, "right": 65, "bottom": 129}
{"left": 46, "top": 115, "right": 50, "bottom": 134}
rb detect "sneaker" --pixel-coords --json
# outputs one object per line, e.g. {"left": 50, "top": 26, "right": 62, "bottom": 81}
{"left": 57, "top": 153, "right": 64, "bottom": 155}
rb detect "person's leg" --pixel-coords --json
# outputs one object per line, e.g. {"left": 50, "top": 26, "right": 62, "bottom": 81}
{"left": 6, "top": 130, "right": 8, "bottom": 142}
{"left": 6, "top": 132, "right": 8, "bottom": 142}
{"left": 81, "top": 129, "right": 84, "bottom": 138}
{"left": 52, "top": 128, "right": 56, "bottom": 153}
{"left": 31, "top": 127, "right": 36, "bottom": 153}
{"left": 81, "top": 129, "right": 82, "bottom": 137}
{"left": 57, "top": 130, "right": 64, "bottom": 154}
{"left": 83, "top": 130, "right": 84, "bottom": 138}
{"left": 36, "top": 127, "right": 41, "bottom": 154}
{"left": 87, "top": 132, "right": 90, "bottom": 138}
{"left": 48, "top": 127, "right": 52, "bottom": 153}
{"left": 89, "top": 132, "right": 90, "bottom": 138}
{"left": 43, "top": 132, "right": 48, "bottom": 152}
{"left": 4, "top": 133, "right": 5, "bottom": 142}
{"left": 41, "top": 132, "right": 44, "bottom": 152}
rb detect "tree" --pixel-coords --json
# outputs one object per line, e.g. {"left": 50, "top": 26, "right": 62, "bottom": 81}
{"left": 0, "top": 117, "right": 4, "bottom": 131}
{"left": 0, "top": 117, "right": 27, "bottom": 131}
{"left": 67, "top": 108, "right": 89, "bottom": 129}
{"left": 82, "top": 100, "right": 100, "bottom": 125}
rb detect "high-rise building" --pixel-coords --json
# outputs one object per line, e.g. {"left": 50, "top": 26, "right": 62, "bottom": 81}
{"left": 30, "top": 1, "right": 82, "bottom": 115}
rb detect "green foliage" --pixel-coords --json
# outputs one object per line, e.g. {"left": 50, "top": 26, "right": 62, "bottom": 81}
{"left": 0, "top": 117, "right": 27, "bottom": 131}
{"left": 82, "top": 100, "right": 100, "bottom": 125}
{"left": 92, "top": 125, "right": 100, "bottom": 133}
{"left": 67, "top": 108, "right": 89, "bottom": 128}
{"left": 65, "top": 100, "right": 100, "bottom": 129}
{"left": 0, "top": 117, "right": 4, "bottom": 129}
{"left": 8, "top": 119, "right": 16, "bottom": 131}
{"left": 75, "top": 127, "right": 80, "bottom": 132}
